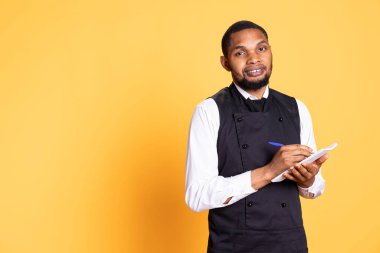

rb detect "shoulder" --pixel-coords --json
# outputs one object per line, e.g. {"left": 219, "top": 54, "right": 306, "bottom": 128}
{"left": 209, "top": 86, "right": 232, "bottom": 105}
{"left": 190, "top": 98, "right": 220, "bottom": 137}
{"left": 270, "top": 88, "right": 294, "bottom": 99}
{"left": 195, "top": 97, "right": 218, "bottom": 111}
{"left": 270, "top": 88, "right": 309, "bottom": 113}
{"left": 270, "top": 88, "right": 298, "bottom": 111}
{"left": 295, "top": 98, "right": 312, "bottom": 119}
{"left": 192, "top": 85, "right": 233, "bottom": 123}
{"left": 270, "top": 89, "right": 312, "bottom": 122}
{"left": 192, "top": 98, "right": 219, "bottom": 122}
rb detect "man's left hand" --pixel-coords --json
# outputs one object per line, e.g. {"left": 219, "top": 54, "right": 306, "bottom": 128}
{"left": 283, "top": 154, "right": 329, "bottom": 188}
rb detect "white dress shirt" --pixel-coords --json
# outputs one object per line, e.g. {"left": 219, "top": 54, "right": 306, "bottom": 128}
{"left": 185, "top": 84, "right": 325, "bottom": 212}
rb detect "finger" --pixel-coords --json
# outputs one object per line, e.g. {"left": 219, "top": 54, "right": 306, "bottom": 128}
{"left": 315, "top": 154, "right": 329, "bottom": 166}
{"left": 291, "top": 150, "right": 313, "bottom": 158}
{"left": 283, "top": 144, "right": 313, "bottom": 153}
{"left": 283, "top": 172, "right": 297, "bottom": 182}
{"left": 302, "top": 163, "right": 320, "bottom": 175}
{"left": 293, "top": 164, "right": 313, "bottom": 179}
{"left": 282, "top": 154, "right": 313, "bottom": 166}
{"left": 289, "top": 167, "right": 307, "bottom": 181}
{"left": 290, "top": 155, "right": 312, "bottom": 162}
{"left": 283, "top": 149, "right": 313, "bottom": 159}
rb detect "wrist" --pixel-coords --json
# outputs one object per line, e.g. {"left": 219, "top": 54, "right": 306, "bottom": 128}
{"left": 298, "top": 178, "right": 315, "bottom": 188}
{"left": 251, "top": 165, "right": 272, "bottom": 190}
{"left": 263, "top": 164, "right": 274, "bottom": 182}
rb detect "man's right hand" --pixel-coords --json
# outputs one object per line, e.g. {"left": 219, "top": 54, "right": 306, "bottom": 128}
{"left": 266, "top": 144, "right": 313, "bottom": 179}
{"left": 250, "top": 144, "right": 313, "bottom": 190}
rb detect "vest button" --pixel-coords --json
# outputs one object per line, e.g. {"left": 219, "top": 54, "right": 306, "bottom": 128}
{"left": 281, "top": 203, "right": 287, "bottom": 208}
{"left": 242, "top": 144, "right": 249, "bottom": 149}
{"left": 247, "top": 201, "right": 254, "bottom": 207}
{"left": 279, "top": 117, "right": 283, "bottom": 122}
{"left": 237, "top": 117, "right": 244, "bottom": 122}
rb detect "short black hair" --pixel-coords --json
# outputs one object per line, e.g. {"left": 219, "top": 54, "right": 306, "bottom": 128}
{"left": 221, "top": 21, "right": 268, "bottom": 57}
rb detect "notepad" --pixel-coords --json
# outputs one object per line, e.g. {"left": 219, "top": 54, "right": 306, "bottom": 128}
{"left": 271, "top": 143, "right": 338, "bottom": 183}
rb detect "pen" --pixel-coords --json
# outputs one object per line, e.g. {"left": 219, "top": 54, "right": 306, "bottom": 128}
{"left": 268, "top": 141, "right": 284, "bottom": 147}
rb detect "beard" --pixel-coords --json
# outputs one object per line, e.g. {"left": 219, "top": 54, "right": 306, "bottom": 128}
{"left": 235, "top": 74, "right": 270, "bottom": 91}
{"left": 234, "top": 63, "right": 272, "bottom": 91}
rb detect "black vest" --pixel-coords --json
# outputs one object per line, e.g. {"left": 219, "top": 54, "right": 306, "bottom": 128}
{"left": 207, "top": 84, "right": 308, "bottom": 253}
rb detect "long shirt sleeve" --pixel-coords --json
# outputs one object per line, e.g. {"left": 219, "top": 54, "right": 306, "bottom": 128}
{"left": 185, "top": 93, "right": 325, "bottom": 212}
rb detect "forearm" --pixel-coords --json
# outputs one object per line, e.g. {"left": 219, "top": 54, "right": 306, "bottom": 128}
{"left": 250, "top": 165, "right": 272, "bottom": 190}
{"left": 185, "top": 99, "right": 260, "bottom": 211}
{"left": 185, "top": 171, "right": 256, "bottom": 212}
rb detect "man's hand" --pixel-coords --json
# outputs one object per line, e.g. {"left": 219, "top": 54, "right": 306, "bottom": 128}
{"left": 251, "top": 144, "right": 313, "bottom": 190}
{"left": 266, "top": 144, "right": 313, "bottom": 178}
{"left": 283, "top": 154, "right": 329, "bottom": 188}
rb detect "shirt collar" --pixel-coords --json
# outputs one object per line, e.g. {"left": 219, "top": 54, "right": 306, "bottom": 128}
{"left": 234, "top": 83, "right": 269, "bottom": 100}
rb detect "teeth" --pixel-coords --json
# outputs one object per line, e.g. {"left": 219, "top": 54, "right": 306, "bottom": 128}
{"left": 247, "top": 69, "right": 261, "bottom": 73}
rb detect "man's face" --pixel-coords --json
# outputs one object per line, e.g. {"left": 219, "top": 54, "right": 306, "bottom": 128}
{"left": 221, "top": 28, "right": 272, "bottom": 91}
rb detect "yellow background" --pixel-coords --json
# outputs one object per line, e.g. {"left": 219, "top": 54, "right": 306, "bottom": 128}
{"left": 1, "top": 0, "right": 379, "bottom": 252}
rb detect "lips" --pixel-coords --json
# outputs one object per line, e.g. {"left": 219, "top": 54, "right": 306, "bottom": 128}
{"left": 244, "top": 65, "right": 266, "bottom": 77}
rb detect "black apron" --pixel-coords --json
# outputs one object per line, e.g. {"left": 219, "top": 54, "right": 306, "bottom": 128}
{"left": 207, "top": 84, "right": 307, "bottom": 253}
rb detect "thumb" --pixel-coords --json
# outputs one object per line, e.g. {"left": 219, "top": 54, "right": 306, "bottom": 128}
{"left": 315, "top": 154, "right": 329, "bottom": 166}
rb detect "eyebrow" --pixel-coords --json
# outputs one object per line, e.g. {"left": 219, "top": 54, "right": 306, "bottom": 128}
{"left": 232, "top": 45, "right": 247, "bottom": 51}
{"left": 232, "top": 40, "right": 269, "bottom": 51}
{"left": 257, "top": 40, "right": 269, "bottom": 45}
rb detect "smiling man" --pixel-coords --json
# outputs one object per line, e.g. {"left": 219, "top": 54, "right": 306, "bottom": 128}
{"left": 185, "top": 21, "right": 329, "bottom": 253}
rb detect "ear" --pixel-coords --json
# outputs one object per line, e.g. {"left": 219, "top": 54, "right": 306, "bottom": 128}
{"left": 220, "top": 56, "right": 231, "bottom": 71}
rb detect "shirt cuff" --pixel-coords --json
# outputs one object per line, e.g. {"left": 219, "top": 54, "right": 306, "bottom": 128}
{"left": 298, "top": 186, "right": 315, "bottom": 198}
{"left": 221, "top": 171, "right": 257, "bottom": 206}
{"left": 298, "top": 180, "right": 318, "bottom": 198}
{"left": 228, "top": 171, "right": 257, "bottom": 196}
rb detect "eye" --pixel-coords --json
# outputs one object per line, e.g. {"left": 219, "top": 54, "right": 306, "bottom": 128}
{"left": 258, "top": 46, "right": 267, "bottom": 52}
{"left": 235, "top": 51, "right": 246, "bottom": 56}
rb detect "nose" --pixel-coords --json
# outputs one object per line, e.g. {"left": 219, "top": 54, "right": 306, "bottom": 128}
{"left": 247, "top": 51, "right": 260, "bottom": 64}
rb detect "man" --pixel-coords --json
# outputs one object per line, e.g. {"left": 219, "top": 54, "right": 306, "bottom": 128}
{"left": 185, "top": 21, "right": 329, "bottom": 253}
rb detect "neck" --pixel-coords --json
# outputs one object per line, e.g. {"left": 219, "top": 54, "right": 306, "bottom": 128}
{"left": 241, "top": 85, "right": 267, "bottom": 99}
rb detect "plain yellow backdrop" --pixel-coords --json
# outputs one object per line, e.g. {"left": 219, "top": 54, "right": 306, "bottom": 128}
{"left": 1, "top": 0, "right": 379, "bottom": 252}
